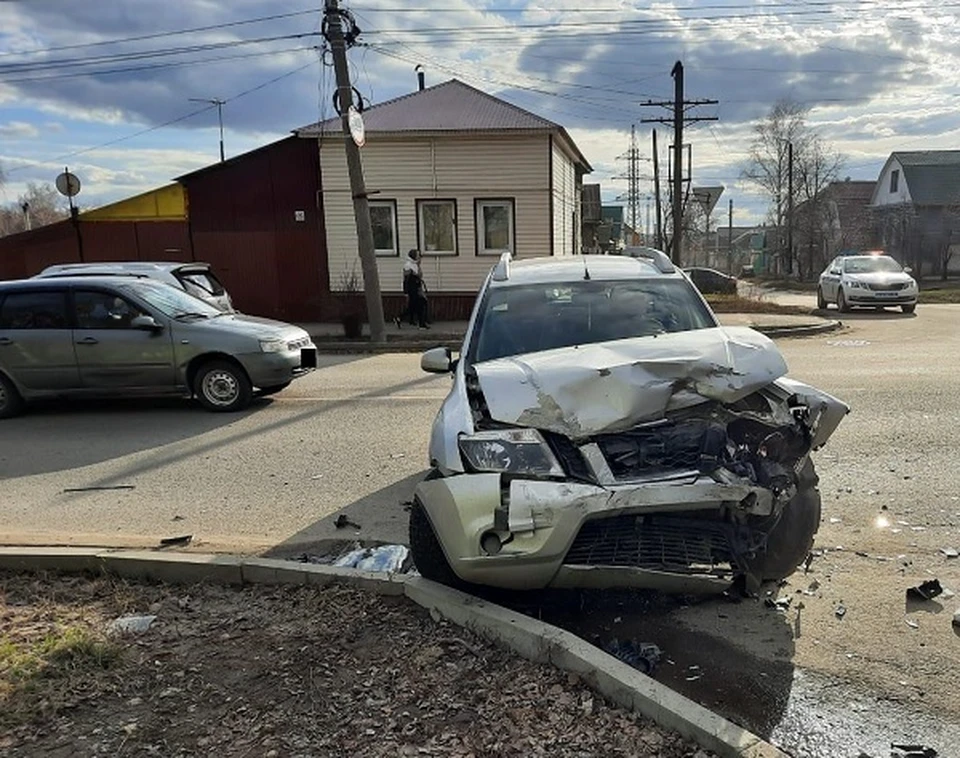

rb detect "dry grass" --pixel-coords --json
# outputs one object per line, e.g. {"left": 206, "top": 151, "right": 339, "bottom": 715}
{"left": 1, "top": 572, "right": 712, "bottom": 758}
{"left": 704, "top": 293, "right": 812, "bottom": 315}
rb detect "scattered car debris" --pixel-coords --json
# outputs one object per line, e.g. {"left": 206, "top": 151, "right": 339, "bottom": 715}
{"left": 890, "top": 744, "right": 937, "bottom": 758}
{"left": 835, "top": 603, "right": 847, "bottom": 619}
{"left": 107, "top": 614, "right": 157, "bottom": 635}
{"left": 333, "top": 544, "right": 409, "bottom": 573}
{"left": 953, "top": 609, "right": 960, "bottom": 629}
{"left": 158, "top": 534, "right": 192, "bottom": 548}
{"left": 334, "top": 514, "right": 362, "bottom": 530}
{"left": 803, "top": 552, "right": 815, "bottom": 574}
{"left": 63, "top": 485, "right": 136, "bottom": 493}
{"left": 310, "top": 474, "right": 324, "bottom": 480}
{"left": 905, "top": 618, "right": 919, "bottom": 629}
{"left": 939, "top": 547, "right": 959, "bottom": 559}
{"left": 764, "top": 596, "right": 792, "bottom": 611}
{"left": 906, "top": 579, "right": 943, "bottom": 601}
{"left": 603, "top": 639, "right": 662, "bottom": 674}
{"left": 171, "top": 515, "right": 184, "bottom": 522}
{"left": 684, "top": 664, "right": 702, "bottom": 682}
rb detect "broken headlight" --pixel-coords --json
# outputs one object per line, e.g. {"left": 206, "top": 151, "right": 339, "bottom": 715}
{"left": 458, "top": 429, "right": 564, "bottom": 477}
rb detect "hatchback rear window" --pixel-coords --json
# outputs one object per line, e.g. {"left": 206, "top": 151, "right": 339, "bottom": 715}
{"left": 177, "top": 271, "right": 225, "bottom": 297}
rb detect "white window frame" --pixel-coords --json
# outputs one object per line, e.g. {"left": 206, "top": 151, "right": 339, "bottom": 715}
{"left": 416, "top": 199, "right": 458, "bottom": 256}
{"left": 475, "top": 198, "right": 516, "bottom": 256}
{"left": 369, "top": 199, "right": 399, "bottom": 257}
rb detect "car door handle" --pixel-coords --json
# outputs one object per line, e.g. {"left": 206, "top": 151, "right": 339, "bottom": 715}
{"left": 76, "top": 337, "right": 99, "bottom": 345}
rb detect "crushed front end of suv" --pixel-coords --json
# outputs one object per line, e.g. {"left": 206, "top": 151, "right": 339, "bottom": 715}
{"left": 412, "top": 251, "right": 848, "bottom": 593}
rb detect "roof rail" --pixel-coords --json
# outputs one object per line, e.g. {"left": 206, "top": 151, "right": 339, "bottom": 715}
{"left": 622, "top": 246, "right": 676, "bottom": 274}
{"left": 491, "top": 251, "right": 512, "bottom": 281}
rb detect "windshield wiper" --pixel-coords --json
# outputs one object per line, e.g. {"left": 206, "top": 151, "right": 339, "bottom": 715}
{"left": 173, "top": 311, "right": 211, "bottom": 320}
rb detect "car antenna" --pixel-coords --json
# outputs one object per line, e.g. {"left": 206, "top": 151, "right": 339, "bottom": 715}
{"left": 582, "top": 257, "right": 591, "bottom": 280}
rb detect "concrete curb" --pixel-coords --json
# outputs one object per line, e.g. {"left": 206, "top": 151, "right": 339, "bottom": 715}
{"left": 0, "top": 547, "right": 788, "bottom": 758}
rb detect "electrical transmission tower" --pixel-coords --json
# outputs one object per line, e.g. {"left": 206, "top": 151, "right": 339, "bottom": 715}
{"left": 614, "top": 124, "right": 648, "bottom": 245}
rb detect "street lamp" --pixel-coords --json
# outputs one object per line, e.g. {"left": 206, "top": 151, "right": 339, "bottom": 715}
{"left": 189, "top": 97, "right": 226, "bottom": 162}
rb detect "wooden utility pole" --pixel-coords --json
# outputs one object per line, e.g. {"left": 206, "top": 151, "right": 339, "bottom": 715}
{"left": 641, "top": 61, "right": 717, "bottom": 266}
{"left": 787, "top": 140, "right": 794, "bottom": 275}
{"left": 324, "top": 0, "right": 386, "bottom": 343}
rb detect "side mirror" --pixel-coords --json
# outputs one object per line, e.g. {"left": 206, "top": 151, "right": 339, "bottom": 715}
{"left": 904, "top": 266, "right": 913, "bottom": 274}
{"left": 421, "top": 346, "right": 454, "bottom": 374}
{"left": 131, "top": 315, "right": 163, "bottom": 332}
{"left": 830, "top": 268, "right": 841, "bottom": 275}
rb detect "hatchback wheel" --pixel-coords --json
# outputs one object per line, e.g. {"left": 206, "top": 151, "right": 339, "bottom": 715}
{"left": 902, "top": 303, "right": 916, "bottom": 314}
{"left": 816, "top": 287, "right": 827, "bottom": 310}
{"left": 193, "top": 360, "right": 252, "bottom": 412}
{"left": 0, "top": 373, "right": 24, "bottom": 419}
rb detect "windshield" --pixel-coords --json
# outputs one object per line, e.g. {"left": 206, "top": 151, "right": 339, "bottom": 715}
{"left": 121, "top": 280, "right": 222, "bottom": 318}
{"left": 472, "top": 278, "right": 716, "bottom": 363}
{"left": 843, "top": 256, "right": 903, "bottom": 274}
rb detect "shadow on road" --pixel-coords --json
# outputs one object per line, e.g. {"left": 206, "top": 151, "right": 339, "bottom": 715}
{"left": 814, "top": 307, "right": 917, "bottom": 320}
{"left": 0, "top": 397, "right": 259, "bottom": 478}
{"left": 492, "top": 586, "right": 796, "bottom": 741}
{"left": 265, "top": 470, "right": 427, "bottom": 559}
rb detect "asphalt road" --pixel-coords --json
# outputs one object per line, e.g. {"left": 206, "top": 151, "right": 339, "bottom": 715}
{"left": 2, "top": 296, "right": 960, "bottom": 755}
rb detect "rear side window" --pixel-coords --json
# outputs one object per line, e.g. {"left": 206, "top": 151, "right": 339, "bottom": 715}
{"left": 0, "top": 291, "right": 69, "bottom": 329}
{"left": 177, "top": 271, "right": 225, "bottom": 297}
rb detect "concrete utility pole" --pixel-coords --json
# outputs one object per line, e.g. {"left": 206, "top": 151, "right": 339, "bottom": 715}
{"left": 189, "top": 97, "right": 226, "bottom": 162}
{"left": 641, "top": 61, "right": 718, "bottom": 266}
{"left": 652, "top": 129, "right": 663, "bottom": 250}
{"left": 324, "top": 0, "right": 386, "bottom": 343}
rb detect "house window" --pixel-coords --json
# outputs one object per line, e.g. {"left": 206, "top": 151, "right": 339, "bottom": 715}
{"left": 475, "top": 198, "right": 515, "bottom": 255}
{"left": 890, "top": 169, "right": 899, "bottom": 194}
{"left": 417, "top": 199, "right": 458, "bottom": 256}
{"left": 369, "top": 200, "right": 398, "bottom": 257}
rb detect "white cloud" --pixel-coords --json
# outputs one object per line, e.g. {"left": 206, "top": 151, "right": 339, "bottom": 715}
{"left": 0, "top": 121, "right": 40, "bottom": 139}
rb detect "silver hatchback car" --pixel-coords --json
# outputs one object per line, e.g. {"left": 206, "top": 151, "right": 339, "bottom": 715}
{"left": 0, "top": 277, "right": 316, "bottom": 418}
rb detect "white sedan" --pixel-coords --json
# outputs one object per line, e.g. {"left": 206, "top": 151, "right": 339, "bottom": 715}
{"left": 817, "top": 253, "right": 918, "bottom": 314}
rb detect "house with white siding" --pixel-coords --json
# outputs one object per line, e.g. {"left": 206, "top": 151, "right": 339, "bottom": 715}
{"left": 297, "top": 79, "right": 592, "bottom": 321}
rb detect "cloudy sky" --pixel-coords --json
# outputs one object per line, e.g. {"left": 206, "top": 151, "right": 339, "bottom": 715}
{"left": 1, "top": 0, "right": 958, "bottom": 226}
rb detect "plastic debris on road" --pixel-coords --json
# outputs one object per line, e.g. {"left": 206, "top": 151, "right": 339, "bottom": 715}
{"left": 333, "top": 544, "right": 410, "bottom": 573}
{"left": 940, "top": 547, "right": 959, "bottom": 559}
{"left": 603, "top": 639, "right": 662, "bottom": 675}
{"left": 906, "top": 579, "right": 943, "bottom": 601}
{"left": 108, "top": 615, "right": 157, "bottom": 635}
{"left": 890, "top": 744, "right": 938, "bottom": 758}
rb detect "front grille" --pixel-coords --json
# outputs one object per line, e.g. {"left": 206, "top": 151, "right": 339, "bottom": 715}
{"left": 564, "top": 514, "right": 761, "bottom": 577}
{"left": 867, "top": 282, "right": 907, "bottom": 291}
{"left": 593, "top": 419, "right": 723, "bottom": 480}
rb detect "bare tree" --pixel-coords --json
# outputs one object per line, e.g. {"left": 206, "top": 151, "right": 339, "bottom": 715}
{"left": 741, "top": 100, "right": 843, "bottom": 277}
{"left": 0, "top": 182, "right": 69, "bottom": 236}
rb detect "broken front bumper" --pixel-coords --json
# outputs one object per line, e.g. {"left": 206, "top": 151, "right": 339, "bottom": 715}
{"left": 415, "top": 472, "right": 785, "bottom": 592}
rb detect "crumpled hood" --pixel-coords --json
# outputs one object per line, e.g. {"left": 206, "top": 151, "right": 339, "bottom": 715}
{"left": 474, "top": 326, "right": 788, "bottom": 439}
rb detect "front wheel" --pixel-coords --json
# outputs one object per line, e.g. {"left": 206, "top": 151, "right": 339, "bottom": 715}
{"left": 837, "top": 288, "right": 850, "bottom": 313}
{"left": 902, "top": 303, "right": 916, "bottom": 314}
{"left": 409, "top": 499, "right": 464, "bottom": 588}
{"left": 816, "top": 287, "right": 827, "bottom": 310}
{"left": 745, "top": 459, "right": 822, "bottom": 582}
{"left": 193, "top": 360, "right": 253, "bottom": 412}
{"left": 0, "top": 373, "right": 24, "bottom": 419}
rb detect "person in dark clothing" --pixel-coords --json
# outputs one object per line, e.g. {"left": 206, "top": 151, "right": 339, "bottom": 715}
{"left": 397, "top": 249, "right": 430, "bottom": 329}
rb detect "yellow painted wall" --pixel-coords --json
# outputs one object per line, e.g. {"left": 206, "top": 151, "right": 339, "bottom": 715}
{"left": 80, "top": 184, "right": 187, "bottom": 222}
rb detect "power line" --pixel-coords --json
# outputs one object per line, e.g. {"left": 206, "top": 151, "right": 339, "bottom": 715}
{"left": 4, "top": 58, "right": 319, "bottom": 174}
{"left": 0, "top": 9, "right": 321, "bottom": 59}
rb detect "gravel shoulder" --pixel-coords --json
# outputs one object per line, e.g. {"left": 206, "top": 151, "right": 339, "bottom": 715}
{"left": 0, "top": 573, "right": 714, "bottom": 758}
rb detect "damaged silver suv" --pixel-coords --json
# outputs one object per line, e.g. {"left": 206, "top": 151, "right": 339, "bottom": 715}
{"left": 413, "top": 250, "right": 848, "bottom": 593}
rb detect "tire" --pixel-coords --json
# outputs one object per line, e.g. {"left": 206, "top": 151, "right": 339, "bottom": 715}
{"left": 0, "top": 372, "right": 24, "bottom": 420}
{"left": 837, "top": 288, "right": 850, "bottom": 313}
{"left": 409, "top": 498, "right": 464, "bottom": 588}
{"left": 746, "top": 459, "right": 822, "bottom": 582}
{"left": 816, "top": 287, "right": 827, "bottom": 310}
{"left": 193, "top": 360, "right": 253, "bottom": 412}
{"left": 902, "top": 303, "right": 916, "bottom": 314}
{"left": 257, "top": 382, "right": 291, "bottom": 397}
